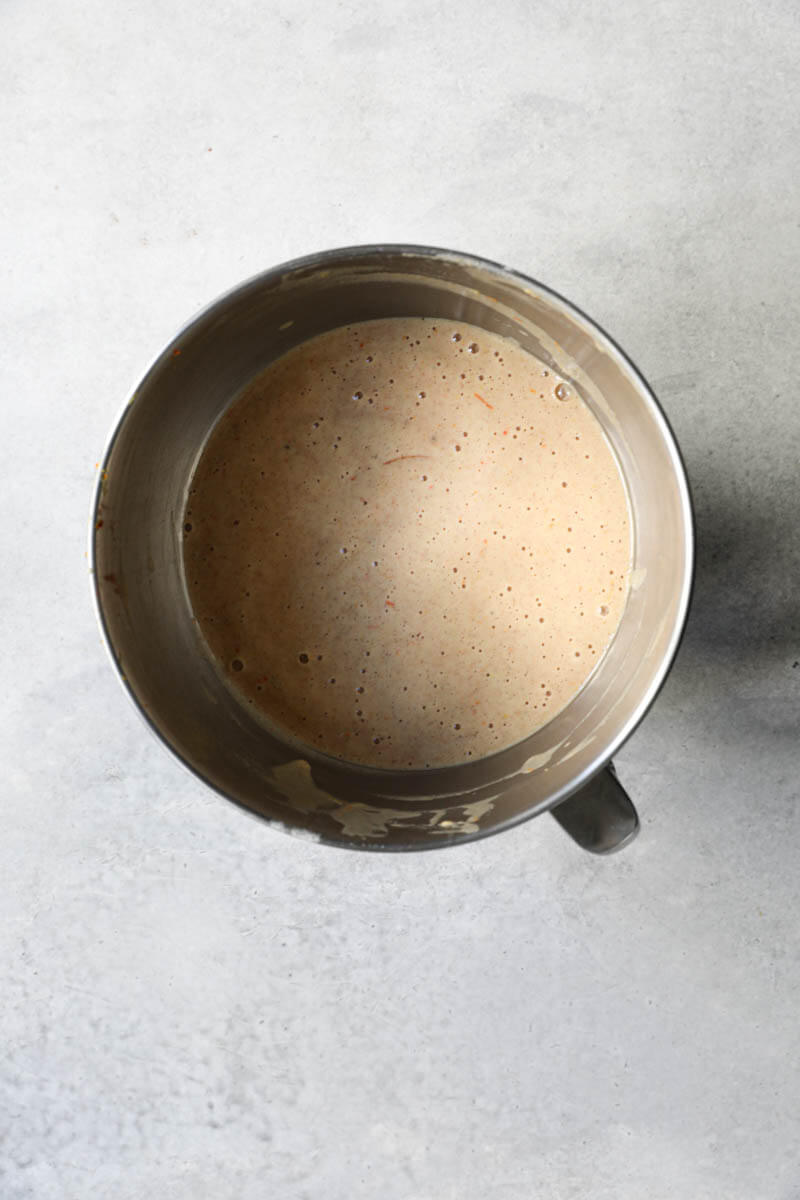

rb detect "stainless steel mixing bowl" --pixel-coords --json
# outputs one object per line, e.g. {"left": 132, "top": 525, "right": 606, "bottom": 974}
{"left": 91, "top": 245, "right": 694, "bottom": 852}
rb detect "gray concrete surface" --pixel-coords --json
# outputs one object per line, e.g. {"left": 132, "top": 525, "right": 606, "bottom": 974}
{"left": 2, "top": 1, "right": 799, "bottom": 1197}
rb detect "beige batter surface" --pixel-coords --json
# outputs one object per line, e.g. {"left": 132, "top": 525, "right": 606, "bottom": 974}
{"left": 183, "top": 318, "right": 631, "bottom": 768}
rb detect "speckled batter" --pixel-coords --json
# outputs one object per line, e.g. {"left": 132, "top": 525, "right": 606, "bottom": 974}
{"left": 183, "top": 318, "right": 631, "bottom": 768}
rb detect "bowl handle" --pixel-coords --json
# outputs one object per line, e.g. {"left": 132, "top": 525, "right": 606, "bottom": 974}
{"left": 550, "top": 763, "right": 639, "bottom": 854}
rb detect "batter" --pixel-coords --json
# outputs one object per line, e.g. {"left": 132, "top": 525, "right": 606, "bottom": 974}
{"left": 183, "top": 318, "right": 631, "bottom": 768}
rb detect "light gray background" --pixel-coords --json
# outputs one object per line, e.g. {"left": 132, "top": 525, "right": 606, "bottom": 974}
{"left": 2, "top": 1, "right": 799, "bottom": 1197}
